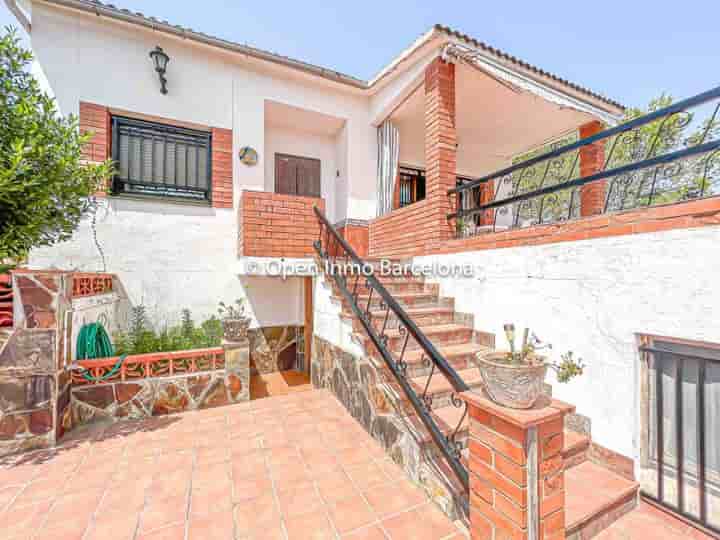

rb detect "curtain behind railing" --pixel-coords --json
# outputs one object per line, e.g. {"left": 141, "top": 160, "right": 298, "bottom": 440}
{"left": 377, "top": 121, "right": 399, "bottom": 216}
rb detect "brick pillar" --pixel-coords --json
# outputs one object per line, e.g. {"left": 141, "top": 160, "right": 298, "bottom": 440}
{"left": 579, "top": 120, "right": 606, "bottom": 217}
{"left": 460, "top": 391, "right": 571, "bottom": 540}
{"left": 425, "top": 57, "right": 457, "bottom": 244}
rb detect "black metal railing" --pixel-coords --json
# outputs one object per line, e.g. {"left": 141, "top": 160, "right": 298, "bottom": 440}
{"left": 312, "top": 206, "right": 470, "bottom": 492}
{"left": 640, "top": 339, "right": 720, "bottom": 535}
{"left": 448, "top": 86, "right": 720, "bottom": 237}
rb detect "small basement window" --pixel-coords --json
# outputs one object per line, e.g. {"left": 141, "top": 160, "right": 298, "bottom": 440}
{"left": 111, "top": 116, "right": 211, "bottom": 202}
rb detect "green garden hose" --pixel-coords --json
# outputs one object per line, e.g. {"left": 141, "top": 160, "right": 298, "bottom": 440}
{"left": 75, "top": 321, "right": 127, "bottom": 382}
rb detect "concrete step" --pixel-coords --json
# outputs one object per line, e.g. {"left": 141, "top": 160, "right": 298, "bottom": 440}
{"left": 368, "top": 342, "right": 490, "bottom": 379}
{"left": 563, "top": 430, "right": 591, "bottom": 470}
{"left": 351, "top": 291, "right": 444, "bottom": 311}
{"left": 408, "top": 367, "right": 484, "bottom": 409}
{"left": 343, "top": 305, "right": 456, "bottom": 332}
{"left": 368, "top": 323, "right": 475, "bottom": 352}
{"left": 565, "top": 461, "right": 640, "bottom": 540}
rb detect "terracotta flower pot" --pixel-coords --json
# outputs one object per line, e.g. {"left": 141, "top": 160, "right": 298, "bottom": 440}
{"left": 222, "top": 318, "right": 250, "bottom": 342}
{"left": 474, "top": 351, "right": 548, "bottom": 409}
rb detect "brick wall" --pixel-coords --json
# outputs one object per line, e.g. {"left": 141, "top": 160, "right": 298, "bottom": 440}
{"left": 369, "top": 199, "right": 434, "bottom": 258}
{"left": 211, "top": 127, "right": 233, "bottom": 209}
{"left": 417, "top": 196, "right": 720, "bottom": 255}
{"left": 579, "top": 120, "right": 606, "bottom": 217}
{"left": 240, "top": 191, "right": 324, "bottom": 258}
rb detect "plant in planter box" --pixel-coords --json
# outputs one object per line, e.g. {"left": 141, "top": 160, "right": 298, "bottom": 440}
{"left": 217, "top": 299, "right": 250, "bottom": 341}
{"left": 474, "top": 324, "right": 584, "bottom": 409}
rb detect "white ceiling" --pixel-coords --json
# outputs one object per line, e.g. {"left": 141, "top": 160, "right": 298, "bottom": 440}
{"left": 264, "top": 100, "right": 345, "bottom": 137}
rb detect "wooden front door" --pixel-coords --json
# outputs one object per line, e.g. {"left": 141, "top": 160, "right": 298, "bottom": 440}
{"left": 275, "top": 153, "right": 321, "bottom": 198}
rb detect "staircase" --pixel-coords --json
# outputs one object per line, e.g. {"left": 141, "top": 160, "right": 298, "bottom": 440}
{"left": 0, "top": 272, "right": 13, "bottom": 329}
{"left": 312, "top": 208, "right": 639, "bottom": 536}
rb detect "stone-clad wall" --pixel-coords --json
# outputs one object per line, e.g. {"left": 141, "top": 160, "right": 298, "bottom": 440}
{"left": 71, "top": 341, "right": 250, "bottom": 426}
{"left": 0, "top": 271, "right": 74, "bottom": 457}
{"left": 311, "top": 334, "right": 466, "bottom": 520}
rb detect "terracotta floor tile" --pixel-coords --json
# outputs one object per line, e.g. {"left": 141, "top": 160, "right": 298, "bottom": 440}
{"left": 147, "top": 470, "right": 192, "bottom": 502}
{"left": 9, "top": 476, "right": 65, "bottom": 504}
{"left": 342, "top": 525, "right": 388, "bottom": 539}
{"left": 244, "top": 521, "right": 286, "bottom": 540}
{"left": 139, "top": 495, "right": 188, "bottom": 533}
{"left": 327, "top": 494, "right": 377, "bottom": 534}
{"left": 234, "top": 493, "right": 280, "bottom": 536}
{"left": 84, "top": 511, "right": 139, "bottom": 540}
{"left": 270, "top": 462, "right": 311, "bottom": 487}
{"left": 98, "top": 483, "right": 148, "bottom": 512}
{"left": 375, "top": 460, "right": 405, "bottom": 482}
{"left": 187, "top": 510, "right": 235, "bottom": 539}
{"left": 44, "top": 487, "right": 105, "bottom": 526}
{"left": 136, "top": 523, "right": 186, "bottom": 540}
{"left": 233, "top": 471, "right": 273, "bottom": 502}
{"left": 276, "top": 481, "right": 324, "bottom": 518}
{"left": 316, "top": 470, "right": 359, "bottom": 503}
{"left": 0, "top": 485, "right": 23, "bottom": 509}
{"left": 345, "top": 462, "right": 391, "bottom": 490}
{"left": 336, "top": 447, "right": 374, "bottom": 467}
{"left": 265, "top": 445, "right": 302, "bottom": 468}
{"left": 193, "top": 462, "right": 233, "bottom": 487}
{"left": 381, "top": 505, "right": 456, "bottom": 539}
{"left": 0, "top": 500, "right": 53, "bottom": 537}
{"left": 364, "top": 482, "right": 427, "bottom": 518}
{"left": 284, "top": 508, "right": 335, "bottom": 540}
{"left": 232, "top": 451, "right": 267, "bottom": 479}
{"left": 34, "top": 519, "right": 89, "bottom": 540}
{"left": 190, "top": 482, "right": 234, "bottom": 515}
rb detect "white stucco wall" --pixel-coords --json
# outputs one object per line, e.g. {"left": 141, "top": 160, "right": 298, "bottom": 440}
{"left": 313, "top": 272, "right": 364, "bottom": 357}
{"left": 30, "top": 198, "right": 303, "bottom": 328}
{"left": 415, "top": 225, "right": 720, "bottom": 468}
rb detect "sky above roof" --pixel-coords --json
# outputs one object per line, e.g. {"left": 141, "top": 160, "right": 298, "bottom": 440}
{"left": 1, "top": 0, "right": 718, "bottom": 110}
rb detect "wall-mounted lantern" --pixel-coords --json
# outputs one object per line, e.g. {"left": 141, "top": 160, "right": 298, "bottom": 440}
{"left": 149, "top": 46, "right": 170, "bottom": 95}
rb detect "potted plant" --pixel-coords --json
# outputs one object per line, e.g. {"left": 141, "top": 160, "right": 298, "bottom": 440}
{"left": 474, "top": 324, "right": 584, "bottom": 409}
{"left": 218, "top": 299, "right": 250, "bottom": 341}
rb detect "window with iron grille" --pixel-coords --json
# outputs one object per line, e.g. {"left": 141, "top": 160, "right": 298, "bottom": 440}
{"left": 111, "top": 116, "right": 211, "bottom": 202}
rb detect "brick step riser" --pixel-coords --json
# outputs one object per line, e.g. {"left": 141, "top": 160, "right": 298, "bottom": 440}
{"left": 350, "top": 282, "right": 429, "bottom": 295}
{"left": 380, "top": 329, "right": 475, "bottom": 353}
{"left": 341, "top": 295, "right": 445, "bottom": 313}
{"left": 345, "top": 311, "right": 457, "bottom": 334}
{"left": 378, "top": 355, "right": 475, "bottom": 379}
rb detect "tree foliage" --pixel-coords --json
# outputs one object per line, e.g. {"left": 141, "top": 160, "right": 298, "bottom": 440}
{"left": 0, "top": 27, "right": 112, "bottom": 263}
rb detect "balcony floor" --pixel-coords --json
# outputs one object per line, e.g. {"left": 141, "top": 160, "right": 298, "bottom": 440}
{"left": 0, "top": 389, "right": 465, "bottom": 540}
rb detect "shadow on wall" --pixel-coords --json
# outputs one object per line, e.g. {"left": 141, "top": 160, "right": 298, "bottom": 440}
{"left": 240, "top": 275, "right": 304, "bottom": 329}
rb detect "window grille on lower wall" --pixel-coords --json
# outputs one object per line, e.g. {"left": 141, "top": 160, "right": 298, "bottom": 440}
{"left": 111, "top": 116, "right": 211, "bottom": 202}
{"left": 640, "top": 336, "right": 720, "bottom": 534}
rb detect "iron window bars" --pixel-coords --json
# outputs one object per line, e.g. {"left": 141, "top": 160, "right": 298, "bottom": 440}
{"left": 111, "top": 116, "right": 212, "bottom": 202}
{"left": 312, "top": 206, "right": 471, "bottom": 495}
{"left": 640, "top": 340, "right": 720, "bottom": 535}
{"left": 448, "top": 86, "right": 720, "bottom": 237}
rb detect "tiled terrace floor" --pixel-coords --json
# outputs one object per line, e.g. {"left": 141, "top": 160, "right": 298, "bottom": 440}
{"left": 0, "top": 388, "right": 465, "bottom": 540}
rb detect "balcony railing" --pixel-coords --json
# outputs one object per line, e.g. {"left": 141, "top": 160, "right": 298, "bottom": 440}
{"left": 449, "top": 86, "right": 720, "bottom": 238}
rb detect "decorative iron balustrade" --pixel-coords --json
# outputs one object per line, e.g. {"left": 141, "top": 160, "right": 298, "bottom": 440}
{"left": 449, "top": 86, "right": 720, "bottom": 237}
{"left": 312, "top": 206, "right": 470, "bottom": 494}
{"left": 72, "top": 347, "right": 225, "bottom": 385}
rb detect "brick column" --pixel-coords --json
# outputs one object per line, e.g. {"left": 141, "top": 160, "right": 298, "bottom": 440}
{"left": 460, "top": 391, "right": 571, "bottom": 540}
{"left": 425, "top": 57, "right": 457, "bottom": 244}
{"left": 579, "top": 120, "right": 606, "bottom": 217}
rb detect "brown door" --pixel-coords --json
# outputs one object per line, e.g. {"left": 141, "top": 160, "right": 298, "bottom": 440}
{"left": 275, "top": 154, "right": 321, "bottom": 197}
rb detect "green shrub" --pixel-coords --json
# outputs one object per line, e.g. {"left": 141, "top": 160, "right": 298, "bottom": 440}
{"left": 113, "top": 305, "right": 223, "bottom": 355}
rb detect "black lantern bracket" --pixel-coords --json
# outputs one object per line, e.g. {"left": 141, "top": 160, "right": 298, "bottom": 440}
{"left": 149, "top": 46, "right": 169, "bottom": 95}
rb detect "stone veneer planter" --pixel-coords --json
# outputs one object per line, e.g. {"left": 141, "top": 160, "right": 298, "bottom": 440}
{"left": 70, "top": 342, "right": 249, "bottom": 427}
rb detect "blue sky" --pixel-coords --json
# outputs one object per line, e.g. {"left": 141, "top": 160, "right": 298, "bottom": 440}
{"left": 1, "top": 0, "right": 718, "bottom": 109}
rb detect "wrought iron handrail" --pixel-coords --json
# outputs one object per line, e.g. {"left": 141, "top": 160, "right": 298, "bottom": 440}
{"left": 447, "top": 86, "right": 720, "bottom": 231}
{"left": 312, "top": 206, "right": 470, "bottom": 492}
